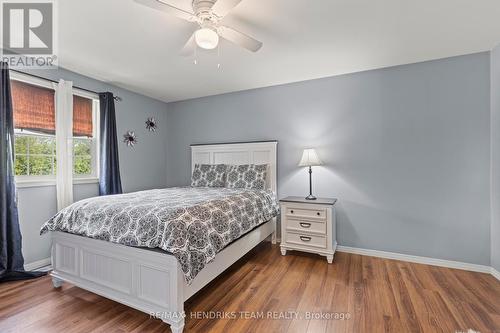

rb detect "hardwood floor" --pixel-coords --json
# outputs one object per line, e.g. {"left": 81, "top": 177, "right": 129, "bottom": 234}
{"left": 0, "top": 243, "right": 499, "bottom": 333}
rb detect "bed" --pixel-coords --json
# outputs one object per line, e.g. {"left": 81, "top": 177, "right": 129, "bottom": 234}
{"left": 44, "top": 141, "right": 278, "bottom": 333}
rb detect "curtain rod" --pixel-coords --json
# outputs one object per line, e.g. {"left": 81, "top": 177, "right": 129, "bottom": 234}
{"left": 10, "top": 69, "right": 122, "bottom": 102}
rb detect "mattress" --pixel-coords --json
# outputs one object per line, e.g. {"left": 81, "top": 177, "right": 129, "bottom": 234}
{"left": 40, "top": 187, "right": 279, "bottom": 284}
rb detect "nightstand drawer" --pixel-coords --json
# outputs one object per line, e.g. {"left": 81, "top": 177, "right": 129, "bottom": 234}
{"left": 285, "top": 232, "right": 326, "bottom": 249}
{"left": 286, "top": 219, "right": 326, "bottom": 235}
{"left": 286, "top": 207, "right": 326, "bottom": 220}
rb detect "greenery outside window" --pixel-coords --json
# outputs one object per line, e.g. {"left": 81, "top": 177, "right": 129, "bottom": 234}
{"left": 14, "top": 132, "right": 56, "bottom": 177}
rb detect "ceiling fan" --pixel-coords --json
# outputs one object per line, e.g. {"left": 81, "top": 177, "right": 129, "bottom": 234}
{"left": 135, "top": 0, "right": 263, "bottom": 55}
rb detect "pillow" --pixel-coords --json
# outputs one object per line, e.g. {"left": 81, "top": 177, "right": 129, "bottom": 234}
{"left": 191, "top": 164, "right": 227, "bottom": 187}
{"left": 225, "top": 164, "right": 268, "bottom": 190}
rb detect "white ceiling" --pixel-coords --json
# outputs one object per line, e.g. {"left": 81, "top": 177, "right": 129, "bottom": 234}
{"left": 59, "top": 0, "right": 500, "bottom": 103}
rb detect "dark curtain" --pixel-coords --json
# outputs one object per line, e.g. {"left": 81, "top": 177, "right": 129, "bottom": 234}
{"left": 0, "top": 62, "right": 46, "bottom": 282}
{"left": 98, "top": 92, "right": 122, "bottom": 195}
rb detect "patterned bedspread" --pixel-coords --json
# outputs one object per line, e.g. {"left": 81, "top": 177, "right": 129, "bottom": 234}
{"left": 40, "top": 187, "right": 279, "bottom": 284}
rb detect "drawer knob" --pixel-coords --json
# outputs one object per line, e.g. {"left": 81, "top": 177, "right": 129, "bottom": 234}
{"left": 317, "top": 212, "right": 321, "bottom": 216}
{"left": 299, "top": 222, "right": 311, "bottom": 228}
{"left": 291, "top": 210, "right": 294, "bottom": 214}
{"left": 300, "top": 236, "right": 312, "bottom": 242}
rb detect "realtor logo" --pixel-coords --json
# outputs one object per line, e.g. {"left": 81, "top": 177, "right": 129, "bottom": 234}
{"left": 1, "top": 0, "right": 58, "bottom": 68}
{"left": 3, "top": 2, "right": 53, "bottom": 54}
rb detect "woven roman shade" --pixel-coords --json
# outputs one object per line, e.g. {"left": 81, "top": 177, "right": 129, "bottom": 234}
{"left": 11, "top": 80, "right": 55, "bottom": 135}
{"left": 11, "top": 80, "right": 93, "bottom": 137}
{"left": 73, "top": 95, "right": 93, "bottom": 137}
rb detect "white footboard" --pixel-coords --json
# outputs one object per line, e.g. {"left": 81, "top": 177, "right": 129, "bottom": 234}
{"left": 50, "top": 232, "right": 185, "bottom": 332}
{"left": 50, "top": 218, "right": 276, "bottom": 333}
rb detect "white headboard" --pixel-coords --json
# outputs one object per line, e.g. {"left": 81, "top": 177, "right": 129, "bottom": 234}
{"left": 190, "top": 141, "right": 278, "bottom": 193}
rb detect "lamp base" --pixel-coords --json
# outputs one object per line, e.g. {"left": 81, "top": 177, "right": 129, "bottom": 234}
{"left": 305, "top": 195, "right": 317, "bottom": 200}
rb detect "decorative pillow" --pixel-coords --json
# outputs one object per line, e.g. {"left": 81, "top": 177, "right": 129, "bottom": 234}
{"left": 191, "top": 164, "right": 227, "bottom": 187}
{"left": 225, "top": 164, "right": 268, "bottom": 190}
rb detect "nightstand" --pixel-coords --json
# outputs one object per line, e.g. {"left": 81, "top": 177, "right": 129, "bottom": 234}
{"left": 279, "top": 196, "right": 337, "bottom": 263}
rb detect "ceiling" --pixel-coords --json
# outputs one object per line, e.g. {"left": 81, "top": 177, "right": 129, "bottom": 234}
{"left": 59, "top": 0, "right": 500, "bottom": 103}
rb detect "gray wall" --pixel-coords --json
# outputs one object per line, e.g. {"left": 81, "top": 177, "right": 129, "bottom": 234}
{"left": 167, "top": 52, "right": 491, "bottom": 266}
{"left": 19, "top": 67, "right": 168, "bottom": 265}
{"left": 491, "top": 46, "right": 500, "bottom": 272}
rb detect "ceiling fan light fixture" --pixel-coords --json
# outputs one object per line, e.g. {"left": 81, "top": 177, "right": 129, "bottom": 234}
{"left": 195, "top": 28, "right": 219, "bottom": 49}
{"left": 136, "top": 0, "right": 262, "bottom": 54}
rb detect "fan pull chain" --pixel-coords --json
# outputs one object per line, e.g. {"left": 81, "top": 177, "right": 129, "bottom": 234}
{"left": 217, "top": 42, "right": 221, "bottom": 69}
{"left": 194, "top": 45, "right": 198, "bottom": 65}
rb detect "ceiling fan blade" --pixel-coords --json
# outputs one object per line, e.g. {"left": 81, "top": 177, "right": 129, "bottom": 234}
{"left": 134, "top": 0, "right": 197, "bottom": 22}
{"left": 218, "top": 26, "right": 262, "bottom": 52}
{"left": 180, "top": 34, "right": 196, "bottom": 56}
{"left": 212, "top": 0, "right": 243, "bottom": 17}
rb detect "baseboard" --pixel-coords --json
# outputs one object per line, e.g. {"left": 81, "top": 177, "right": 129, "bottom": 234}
{"left": 22, "top": 251, "right": 500, "bottom": 281}
{"left": 337, "top": 245, "right": 492, "bottom": 274}
{"left": 24, "top": 257, "right": 51, "bottom": 271}
{"left": 491, "top": 267, "right": 500, "bottom": 281}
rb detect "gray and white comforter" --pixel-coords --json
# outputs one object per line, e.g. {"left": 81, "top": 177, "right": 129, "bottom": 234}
{"left": 40, "top": 187, "right": 279, "bottom": 284}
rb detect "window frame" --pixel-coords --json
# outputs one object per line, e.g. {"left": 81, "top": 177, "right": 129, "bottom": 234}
{"left": 10, "top": 71, "right": 100, "bottom": 188}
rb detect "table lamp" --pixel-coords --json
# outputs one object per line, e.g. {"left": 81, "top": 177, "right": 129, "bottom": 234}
{"left": 298, "top": 148, "right": 323, "bottom": 200}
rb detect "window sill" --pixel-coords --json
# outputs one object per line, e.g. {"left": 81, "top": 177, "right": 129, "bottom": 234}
{"left": 16, "top": 178, "right": 99, "bottom": 188}
{"left": 74, "top": 177, "right": 100, "bottom": 185}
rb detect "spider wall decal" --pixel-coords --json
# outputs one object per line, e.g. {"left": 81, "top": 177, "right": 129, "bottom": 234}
{"left": 145, "top": 117, "right": 158, "bottom": 132}
{"left": 123, "top": 131, "right": 138, "bottom": 147}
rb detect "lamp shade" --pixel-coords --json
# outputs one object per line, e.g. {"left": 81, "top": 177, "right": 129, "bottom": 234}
{"left": 298, "top": 148, "right": 322, "bottom": 167}
{"left": 195, "top": 28, "right": 219, "bottom": 50}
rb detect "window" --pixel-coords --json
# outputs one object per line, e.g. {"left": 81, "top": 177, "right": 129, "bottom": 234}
{"left": 72, "top": 95, "right": 99, "bottom": 178}
{"left": 12, "top": 79, "right": 57, "bottom": 178}
{"left": 11, "top": 73, "right": 100, "bottom": 185}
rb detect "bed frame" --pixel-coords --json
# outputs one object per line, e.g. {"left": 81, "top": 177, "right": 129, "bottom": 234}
{"left": 49, "top": 141, "right": 278, "bottom": 333}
